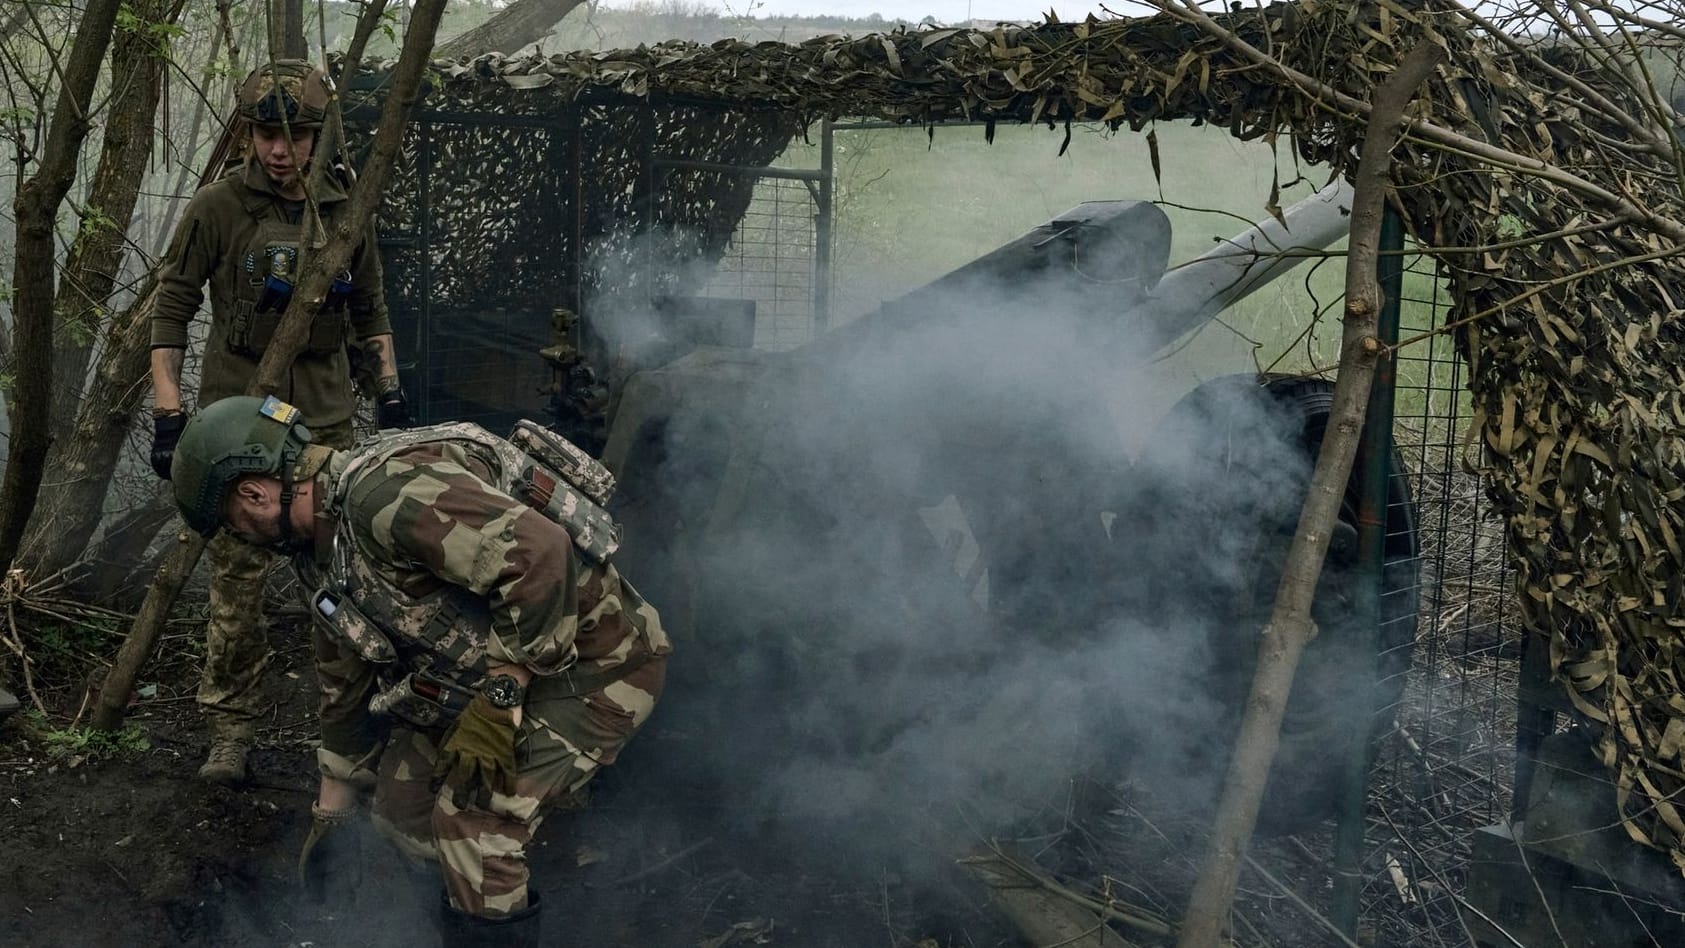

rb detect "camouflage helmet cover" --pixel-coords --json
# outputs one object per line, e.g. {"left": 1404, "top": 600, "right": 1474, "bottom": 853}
{"left": 237, "top": 59, "right": 331, "bottom": 128}
{"left": 172, "top": 396, "right": 314, "bottom": 536}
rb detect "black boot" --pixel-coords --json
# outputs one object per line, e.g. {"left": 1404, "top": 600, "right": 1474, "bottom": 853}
{"left": 436, "top": 890, "right": 542, "bottom": 948}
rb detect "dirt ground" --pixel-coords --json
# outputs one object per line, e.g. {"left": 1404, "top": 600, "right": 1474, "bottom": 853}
{"left": 0, "top": 619, "right": 1020, "bottom": 948}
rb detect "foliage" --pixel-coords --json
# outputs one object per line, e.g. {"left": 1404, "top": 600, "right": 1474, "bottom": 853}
{"left": 22, "top": 710, "right": 151, "bottom": 759}
{"left": 114, "top": 2, "right": 185, "bottom": 44}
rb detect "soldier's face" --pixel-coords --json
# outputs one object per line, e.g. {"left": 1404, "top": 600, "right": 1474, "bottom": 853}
{"left": 225, "top": 477, "right": 283, "bottom": 545}
{"left": 250, "top": 124, "right": 316, "bottom": 190}
{"left": 223, "top": 475, "right": 313, "bottom": 552}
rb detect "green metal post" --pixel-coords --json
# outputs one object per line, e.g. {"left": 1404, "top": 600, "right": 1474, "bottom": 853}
{"left": 1331, "top": 205, "right": 1405, "bottom": 935}
{"left": 815, "top": 119, "right": 833, "bottom": 333}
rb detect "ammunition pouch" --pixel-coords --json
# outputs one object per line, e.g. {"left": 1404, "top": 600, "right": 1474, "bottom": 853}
{"left": 368, "top": 670, "right": 479, "bottom": 730}
{"left": 513, "top": 464, "right": 620, "bottom": 564}
{"left": 508, "top": 421, "right": 621, "bottom": 563}
{"left": 509, "top": 421, "right": 615, "bottom": 506}
{"left": 227, "top": 299, "right": 348, "bottom": 359}
{"left": 311, "top": 588, "right": 397, "bottom": 663}
{"left": 229, "top": 220, "right": 351, "bottom": 359}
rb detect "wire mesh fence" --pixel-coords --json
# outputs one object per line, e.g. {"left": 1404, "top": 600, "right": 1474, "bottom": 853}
{"left": 1361, "top": 250, "right": 1525, "bottom": 945}
{"left": 696, "top": 174, "right": 821, "bottom": 352}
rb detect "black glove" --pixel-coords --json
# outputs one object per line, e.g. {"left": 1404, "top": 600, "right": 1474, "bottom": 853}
{"left": 150, "top": 411, "right": 187, "bottom": 480}
{"left": 375, "top": 380, "right": 411, "bottom": 429}
{"left": 298, "top": 804, "right": 361, "bottom": 905}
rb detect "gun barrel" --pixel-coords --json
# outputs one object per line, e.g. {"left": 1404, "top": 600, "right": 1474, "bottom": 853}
{"left": 1141, "top": 180, "right": 1356, "bottom": 351}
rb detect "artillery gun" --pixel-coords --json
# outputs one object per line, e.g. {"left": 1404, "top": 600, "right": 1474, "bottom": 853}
{"left": 550, "top": 183, "right": 1419, "bottom": 835}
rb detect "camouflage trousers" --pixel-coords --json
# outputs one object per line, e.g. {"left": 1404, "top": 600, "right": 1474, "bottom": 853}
{"left": 367, "top": 656, "right": 666, "bottom": 917}
{"left": 197, "top": 418, "right": 354, "bottom": 740}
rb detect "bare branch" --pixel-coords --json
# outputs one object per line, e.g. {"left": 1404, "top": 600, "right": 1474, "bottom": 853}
{"left": 1148, "top": 0, "right": 1685, "bottom": 244}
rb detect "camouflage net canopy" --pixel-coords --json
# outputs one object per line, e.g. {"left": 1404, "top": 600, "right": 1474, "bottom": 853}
{"left": 341, "top": 67, "right": 803, "bottom": 425}
{"left": 354, "top": 1, "right": 1685, "bottom": 871}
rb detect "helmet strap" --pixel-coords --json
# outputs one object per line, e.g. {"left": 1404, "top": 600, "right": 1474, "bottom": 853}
{"left": 277, "top": 454, "right": 298, "bottom": 547}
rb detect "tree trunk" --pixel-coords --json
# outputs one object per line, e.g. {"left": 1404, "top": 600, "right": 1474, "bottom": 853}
{"left": 48, "top": 0, "right": 184, "bottom": 435}
{"left": 267, "top": 0, "right": 306, "bottom": 59}
{"left": 81, "top": 491, "right": 178, "bottom": 604}
{"left": 437, "top": 0, "right": 587, "bottom": 58}
{"left": 0, "top": 4, "right": 31, "bottom": 44}
{"left": 20, "top": 282, "right": 161, "bottom": 581}
{"left": 1174, "top": 42, "right": 1444, "bottom": 948}
{"left": 24, "top": 0, "right": 217, "bottom": 581}
{"left": 93, "top": 0, "right": 452, "bottom": 732}
{"left": 0, "top": 0, "right": 127, "bottom": 577}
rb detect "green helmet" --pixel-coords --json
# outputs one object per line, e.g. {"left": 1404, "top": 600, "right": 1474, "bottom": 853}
{"left": 172, "top": 396, "right": 313, "bottom": 536}
{"left": 237, "top": 59, "right": 331, "bottom": 128}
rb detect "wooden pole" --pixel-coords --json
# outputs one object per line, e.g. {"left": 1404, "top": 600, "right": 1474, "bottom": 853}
{"left": 1174, "top": 41, "right": 1444, "bottom": 947}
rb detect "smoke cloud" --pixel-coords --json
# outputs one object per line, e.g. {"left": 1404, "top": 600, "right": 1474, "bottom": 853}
{"left": 596, "top": 209, "right": 1321, "bottom": 877}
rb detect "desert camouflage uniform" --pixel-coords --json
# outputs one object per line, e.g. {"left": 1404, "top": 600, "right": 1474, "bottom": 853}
{"left": 153, "top": 155, "right": 391, "bottom": 745}
{"left": 298, "top": 435, "right": 670, "bottom": 917}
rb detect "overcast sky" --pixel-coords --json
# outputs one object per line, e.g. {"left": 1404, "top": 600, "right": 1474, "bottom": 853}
{"left": 612, "top": 1, "right": 1152, "bottom": 23}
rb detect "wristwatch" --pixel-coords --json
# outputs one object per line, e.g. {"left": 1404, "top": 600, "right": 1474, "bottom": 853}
{"left": 481, "top": 674, "right": 524, "bottom": 709}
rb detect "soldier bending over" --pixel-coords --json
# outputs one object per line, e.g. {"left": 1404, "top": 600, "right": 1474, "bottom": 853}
{"left": 169, "top": 396, "right": 669, "bottom": 945}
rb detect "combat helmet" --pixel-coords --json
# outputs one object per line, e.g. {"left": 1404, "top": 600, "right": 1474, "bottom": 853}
{"left": 237, "top": 59, "right": 332, "bottom": 128}
{"left": 172, "top": 396, "right": 313, "bottom": 536}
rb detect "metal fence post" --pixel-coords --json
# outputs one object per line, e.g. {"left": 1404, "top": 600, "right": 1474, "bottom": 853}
{"left": 1332, "top": 203, "right": 1406, "bottom": 934}
{"left": 815, "top": 119, "right": 833, "bottom": 333}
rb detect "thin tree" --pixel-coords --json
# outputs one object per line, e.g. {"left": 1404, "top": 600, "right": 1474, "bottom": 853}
{"left": 46, "top": 0, "right": 191, "bottom": 438}
{"left": 23, "top": 1, "right": 251, "bottom": 584}
{"left": 0, "top": 0, "right": 128, "bottom": 575}
{"left": 438, "top": 0, "right": 590, "bottom": 58}
{"left": 1174, "top": 39, "right": 1444, "bottom": 948}
{"left": 267, "top": 0, "right": 305, "bottom": 59}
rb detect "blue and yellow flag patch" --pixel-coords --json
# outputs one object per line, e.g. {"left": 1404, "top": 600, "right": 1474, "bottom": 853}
{"left": 259, "top": 395, "right": 301, "bottom": 425}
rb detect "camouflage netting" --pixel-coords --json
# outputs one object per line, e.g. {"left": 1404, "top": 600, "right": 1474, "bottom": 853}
{"left": 340, "top": 72, "right": 802, "bottom": 331}
{"left": 338, "top": 66, "right": 805, "bottom": 424}
{"left": 355, "top": 1, "right": 1685, "bottom": 871}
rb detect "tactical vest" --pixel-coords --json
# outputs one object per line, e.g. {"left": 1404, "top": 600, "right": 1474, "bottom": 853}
{"left": 310, "top": 421, "right": 623, "bottom": 727}
{"left": 226, "top": 181, "right": 352, "bottom": 359}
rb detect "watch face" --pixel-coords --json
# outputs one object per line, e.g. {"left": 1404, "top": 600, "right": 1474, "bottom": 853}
{"left": 483, "top": 675, "right": 522, "bottom": 708}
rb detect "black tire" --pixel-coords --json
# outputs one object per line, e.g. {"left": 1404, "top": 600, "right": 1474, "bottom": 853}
{"left": 1128, "top": 373, "right": 1421, "bottom": 835}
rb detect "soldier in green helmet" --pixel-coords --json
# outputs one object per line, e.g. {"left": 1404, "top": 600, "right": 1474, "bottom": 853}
{"left": 150, "top": 60, "right": 412, "bottom": 784}
{"left": 170, "top": 396, "right": 669, "bottom": 946}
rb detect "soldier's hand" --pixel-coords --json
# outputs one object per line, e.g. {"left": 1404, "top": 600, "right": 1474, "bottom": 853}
{"left": 150, "top": 411, "right": 187, "bottom": 480}
{"left": 433, "top": 693, "right": 518, "bottom": 808}
{"left": 297, "top": 804, "right": 361, "bottom": 905}
{"left": 374, "top": 377, "right": 411, "bottom": 429}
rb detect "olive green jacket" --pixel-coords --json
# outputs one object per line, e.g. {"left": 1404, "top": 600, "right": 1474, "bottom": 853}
{"left": 152, "top": 157, "right": 393, "bottom": 426}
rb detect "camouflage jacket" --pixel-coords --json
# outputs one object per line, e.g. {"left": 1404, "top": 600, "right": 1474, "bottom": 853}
{"left": 152, "top": 156, "right": 393, "bottom": 426}
{"left": 298, "top": 431, "right": 669, "bottom": 766}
